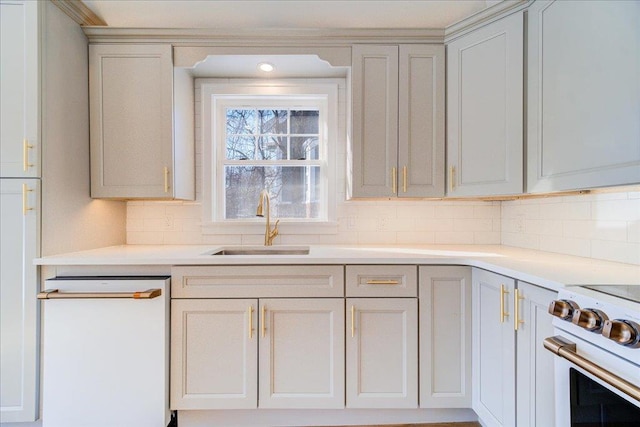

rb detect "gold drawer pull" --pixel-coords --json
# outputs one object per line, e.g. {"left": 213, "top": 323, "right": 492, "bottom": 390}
{"left": 37, "top": 288, "right": 162, "bottom": 300}
{"left": 402, "top": 165, "right": 407, "bottom": 193}
{"left": 261, "top": 305, "right": 266, "bottom": 338}
{"left": 514, "top": 289, "right": 525, "bottom": 331}
{"left": 366, "top": 279, "right": 400, "bottom": 285}
{"left": 248, "top": 305, "right": 254, "bottom": 338}
{"left": 163, "top": 166, "right": 170, "bottom": 193}
{"left": 22, "top": 184, "right": 33, "bottom": 215}
{"left": 23, "top": 139, "right": 34, "bottom": 171}
{"left": 391, "top": 167, "right": 397, "bottom": 194}
{"left": 500, "top": 284, "right": 510, "bottom": 323}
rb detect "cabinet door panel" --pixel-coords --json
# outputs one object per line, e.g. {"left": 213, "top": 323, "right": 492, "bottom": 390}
{"left": 90, "top": 44, "right": 173, "bottom": 198}
{"left": 0, "top": 179, "right": 39, "bottom": 422}
{"left": 0, "top": 0, "right": 39, "bottom": 178}
{"left": 170, "top": 299, "right": 257, "bottom": 409}
{"left": 352, "top": 45, "right": 398, "bottom": 198}
{"left": 398, "top": 45, "right": 445, "bottom": 197}
{"left": 419, "top": 266, "right": 472, "bottom": 408}
{"left": 527, "top": 0, "right": 640, "bottom": 192}
{"left": 472, "top": 268, "right": 516, "bottom": 427}
{"left": 259, "top": 299, "right": 344, "bottom": 409}
{"left": 516, "top": 282, "right": 557, "bottom": 427}
{"left": 347, "top": 298, "right": 418, "bottom": 408}
{"left": 447, "top": 13, "right": 523, "bottom": 196}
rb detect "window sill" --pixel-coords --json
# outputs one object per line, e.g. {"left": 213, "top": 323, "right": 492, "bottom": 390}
{"left": 201, "top": 221, "right": 338, "bottom": 235}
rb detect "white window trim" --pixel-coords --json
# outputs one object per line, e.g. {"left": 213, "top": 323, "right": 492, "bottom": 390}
{"left": 200, "top": 79, "right": 339, "bottom": 235}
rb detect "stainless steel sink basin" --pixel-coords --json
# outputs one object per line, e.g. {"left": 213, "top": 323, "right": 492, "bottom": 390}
{"left": 209, "top": 246, "right": 310, "bottom": 256}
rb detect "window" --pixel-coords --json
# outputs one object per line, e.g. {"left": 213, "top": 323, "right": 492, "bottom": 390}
{"left": 201, "top": 81, "right": 339, "bottom": 232}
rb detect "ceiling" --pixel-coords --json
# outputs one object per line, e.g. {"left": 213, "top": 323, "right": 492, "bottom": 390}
{"left": 81, "top": 1, "right": 504, "bottom": 29}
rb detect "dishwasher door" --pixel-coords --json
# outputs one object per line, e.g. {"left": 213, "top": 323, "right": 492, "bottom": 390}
{"left": 40, "top": 276, "right": 170, "bottom": 427}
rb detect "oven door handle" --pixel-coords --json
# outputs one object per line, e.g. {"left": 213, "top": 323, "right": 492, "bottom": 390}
{"left": 544, "top": 336, "right": 640, "bottom": 402}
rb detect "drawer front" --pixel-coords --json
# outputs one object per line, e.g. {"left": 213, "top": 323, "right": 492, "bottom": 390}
{"left": 346, "top": 265, "right": 417, "bottom": 297}
{"left": 171, "top": 265, "right": 344, "bottom": 298}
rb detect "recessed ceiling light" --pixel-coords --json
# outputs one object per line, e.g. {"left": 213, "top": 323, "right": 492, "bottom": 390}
{"left": 258, "top": 62, "right": 275, "bottom": 72}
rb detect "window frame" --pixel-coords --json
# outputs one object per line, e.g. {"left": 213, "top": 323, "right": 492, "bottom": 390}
{"left": 200, "top": 79, "right": 339, "bottom": 235}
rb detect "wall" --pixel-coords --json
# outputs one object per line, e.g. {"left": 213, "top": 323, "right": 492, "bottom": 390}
{"left": 127, "top": 78, "right": 501, "bottom": 246}
{"left": 502, "top": 190, "right": 640, "bottom": 265}
{"left": 41, "top": 1, "right": 126, "bottom": 256}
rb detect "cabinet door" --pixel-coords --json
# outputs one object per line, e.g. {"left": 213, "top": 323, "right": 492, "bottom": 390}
{"left": 0, "top": 179, "right": 39, "bottom": 422}
{"left": 259, "top": 298, "right": 344, "bottom": 409}
{"left": 346, "top": 298, "right": 418, "bottom": 408}
{"left": 398, "top": 45, "right": 445, "bottom": 198}
{"left": 472, "top": 268, "right": 516, "bottom": 427}
{"left": 515, "top": 282, "right": 557, "bottom": 427}
{"left": 0, "top": 0, "right": 39, "bottom": 178}
{"left": 419, "top": 266, "right": 472, "bottom": 408}
{"left": 89, "top": 44, "right": 174, "bottom": 198}
{"left": 170, "top": 299, "right": 257, "bottom": 409}
{"left": 351, "top": 45, "right": 398, "bottom": 198}
{"left": 527, "top": 1, "right": 640, "bottom": 192}
{"left": 447, "top": 12, "right": 523, "bottom": 197}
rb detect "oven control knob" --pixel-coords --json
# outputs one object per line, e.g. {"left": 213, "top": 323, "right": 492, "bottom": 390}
{"left": 571, "top": 308, "right": 608, "bottom": 332}
{"left": 548, "top": 299, "right": 580, "bottom": 320}
{"left": 602, "top": 320, "right": 640, "bottom": 348}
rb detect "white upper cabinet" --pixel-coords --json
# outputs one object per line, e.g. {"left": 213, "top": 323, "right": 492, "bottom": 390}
{"left": 351, "top": 44, "right": 445, "bottom": 198}
{"left": 0, "top": 0, "right": 39, "bottom": 178}
{"left": 89, "top": 44, "right": 194, "bottom": 199}
{"left": 447, "top": 12, "right": 524, "bottom": 197}
{"left": 527, "top": 0, "right": 640, "bottom": 192}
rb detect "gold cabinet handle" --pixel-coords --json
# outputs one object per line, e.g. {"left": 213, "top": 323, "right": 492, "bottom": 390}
{"left": 163, "top": 166, "right": 170, "bottom": 193}
{"left": 500, "top": 284, "right": 510, "bottom": 323}
{"left": 23, "top": 139, "right": 34, "bottom": 171}
{"left": 351, "top": 305, "right": 355, "bottom": 338}
{"left": 391, "top": 167, "right": 397, "bottom": 194}
{"left": 366, "top": 279, "right": 400, "bottom": 285}
{"left": 248, "top": 305, "right": 254, "bottom": 338}
{"left": 261, "top": 305, "right": 266, "bottom": 338}
{"left": 22, "top": 184, "right": 33, "bottom": 215}
{"left": 514, "top": 289, "right": 524, "bottom": 331}
{"left": 402, "top": 165, "right": 407, "bottom": 193}
{"left": 37, "top": 288, "right": 162, "bottom": 300}
{"left": 450, "top": 165, "right": 456, "bottom": 191}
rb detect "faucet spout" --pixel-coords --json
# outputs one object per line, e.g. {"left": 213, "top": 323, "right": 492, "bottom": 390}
{"left": 257, "top": 189, "right": 279, "bottom": 246}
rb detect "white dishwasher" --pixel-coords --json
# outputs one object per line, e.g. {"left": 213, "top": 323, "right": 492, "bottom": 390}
{"left": 39, "top": 276, "right": 171, "bottom": 427}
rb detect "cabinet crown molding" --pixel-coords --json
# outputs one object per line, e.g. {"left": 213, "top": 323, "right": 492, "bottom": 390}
{"left": 82, "top": 27, "right": 445, "bottom": 45}
{"left": 50, "top": 0, "right": 107, "bottom": 26}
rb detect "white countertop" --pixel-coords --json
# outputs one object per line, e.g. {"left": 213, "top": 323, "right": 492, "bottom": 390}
{"left": 35, "top": 244, "right": 640, "bottom": 292}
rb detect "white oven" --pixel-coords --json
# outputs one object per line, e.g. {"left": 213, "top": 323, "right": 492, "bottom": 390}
{"left": 545, "top": 286, "right": 640, "bottom": 426}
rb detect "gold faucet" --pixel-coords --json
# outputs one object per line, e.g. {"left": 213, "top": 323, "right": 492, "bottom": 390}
{"left": 256, "top": 189, "right": 279, "bottom": 246}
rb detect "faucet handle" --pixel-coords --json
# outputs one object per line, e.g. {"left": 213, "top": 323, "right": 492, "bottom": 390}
{"left": 268, "top": 220, "right": 280, "bottom": 244}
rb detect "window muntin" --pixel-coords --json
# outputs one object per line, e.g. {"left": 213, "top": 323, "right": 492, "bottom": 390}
{"left": 215, "top": 97, "right": 328, "bottom": 222}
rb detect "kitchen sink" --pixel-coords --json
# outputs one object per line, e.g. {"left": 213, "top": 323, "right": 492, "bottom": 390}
{"left": 209, "top": 246, "right": 310, "bottom": 256}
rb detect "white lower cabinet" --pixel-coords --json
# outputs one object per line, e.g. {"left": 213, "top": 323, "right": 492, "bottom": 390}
{"left": 472, "top": 268, "right": 556, "bottom": 427}
{"left": 171, "top": 297, "right": 344, "bottom": 410}
{"left": 419, "top": 266, "right": 472, "bottom": 408}
{"left": 259, "top": 298, "right": 345, "bottom": 409}
{"left": 346, "top": 298, "right": 418, "bottom": 408}
{"left": 170, "top": 299, "right": 258, "bottom": 409}
{"left": 0, "top": 179, "right": 39, "bottom": 423}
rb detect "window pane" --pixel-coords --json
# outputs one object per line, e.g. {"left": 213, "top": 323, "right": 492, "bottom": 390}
{"left": 290, "top": 136, "right": 319, "bottom": 160}
{"left": 258, "top": 136, "right": 287, "bottom": 160}
{"left": 226, "top": 136, "right": 256, "bottom": 160}
{"left": 226, "top": 109, "right": 255, "bottom": 134}
{"left": 225, "top": 166, "right": 321, "bottom": 219}
{"left": 258, "top": 110, "right": 288, "bottom": 134}
{"left": 290, "top": 110, "right": 319, "bottom": 134}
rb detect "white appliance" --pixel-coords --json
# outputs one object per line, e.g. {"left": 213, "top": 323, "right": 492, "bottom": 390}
{"left": 40, "top": 276, "right": 171, "bottom": 427}
{"left": 546, "top": 285, "right": 640, "bottom": 426}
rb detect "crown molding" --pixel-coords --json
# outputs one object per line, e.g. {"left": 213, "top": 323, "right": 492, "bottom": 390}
{"left": 82, "top": 27, "right": 445, "bottom": 45}
{"left": 50, "top": 0, "right": 106, "bottom": 26}
{"left": 443, "top": 0, "right": 532, "bottom": 43}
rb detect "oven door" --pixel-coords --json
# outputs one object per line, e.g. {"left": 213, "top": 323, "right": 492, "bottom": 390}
{"left": 545, "top": 334, "right": 640, "bottom": 427}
